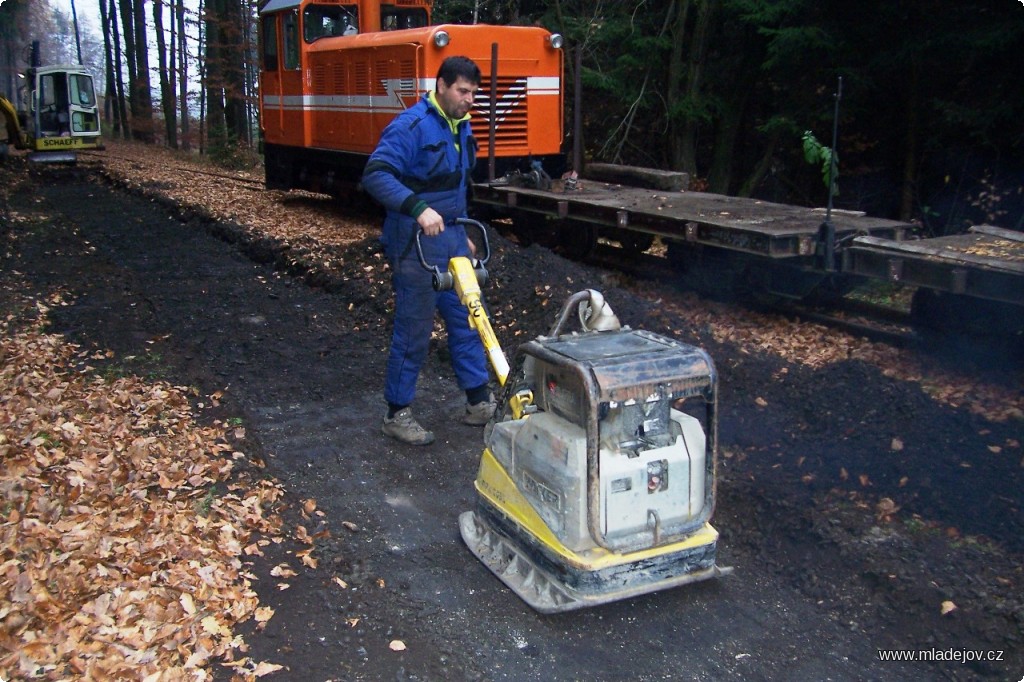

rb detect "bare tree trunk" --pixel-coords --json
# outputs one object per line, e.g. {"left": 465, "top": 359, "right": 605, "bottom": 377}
{"left": 899, "top": 55, "right": 920, "bottom": 222}
{"left": 111, "top": 0, "right": 132, "bottom": 138}
{"left": 204, "top": 0, "right": 226, "bottom": 152}
{"left": 99, "top": 0, "right": 117, "bottom": 130}
{"left": 666, "top": 0, "right": 691, "bottom": 171}
{"left": 707, "top": 46, "right": 759, "bottom": 195}
{"left": 223, "top": 0, "right": 249, "bottom": 146}
{"left": 668, "top": 0, "right": 716, "bottom": 176}
{"left": 118, "top": 0, "right": 139, "bottom": 126}
{"left": 153, "top": 0, "right": 177, "bottom": 147}
{"left": 0, "top": 3, "right": 27, "bottom": 102}
{"left": 177, "top": 0, "right": 191, "bottom": 150}
{"left": 198, "top": 0, "right": 207, "bottom": 154}
{"left": 243, "top": 1, "right": 256, "bottom": 144}
{"left": 738, "top": 128, "right": 781, "bottom": 198}
{"left": 169, "top": 0, "right": 178, "bottom": 144}
{"left": 132, "top": 0, "right": 155, "bottom": 142}
{"left": 70, "top": 0, "right": 84, "bottom": 64}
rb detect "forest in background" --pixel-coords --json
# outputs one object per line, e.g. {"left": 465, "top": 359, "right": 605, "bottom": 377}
{"left": 1, "top": 0, "right": 1022, "bottom": 235}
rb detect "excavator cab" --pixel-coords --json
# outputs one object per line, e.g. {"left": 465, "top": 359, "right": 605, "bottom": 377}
{"left": 1, "top": 63, "right": 102, "bottom": 163}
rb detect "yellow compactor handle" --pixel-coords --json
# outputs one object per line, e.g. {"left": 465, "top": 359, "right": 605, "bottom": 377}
{"left": 415, "top": 219, "right": 534, "bottom": 418}
{"left": 447, "top": 255, "right": 510, "bottom": 386}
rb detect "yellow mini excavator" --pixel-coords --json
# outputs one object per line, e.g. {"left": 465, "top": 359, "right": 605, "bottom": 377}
{"left": 1, "top": 45, "right": 102, "bottom": 163}
{"left": 421, "top": 219, "right": 732, "bottom": 614}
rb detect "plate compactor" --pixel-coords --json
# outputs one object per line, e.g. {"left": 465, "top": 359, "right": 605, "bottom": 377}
{"left": 421, "top": 220, "right": 732, "bottom": 614}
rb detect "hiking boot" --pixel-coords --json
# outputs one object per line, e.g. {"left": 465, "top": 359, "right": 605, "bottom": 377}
{"left": 462, "top": 395, "right": 496, "bottom": 426}
{"left": 382, "top": 407, "right": 435, "bottom": 445}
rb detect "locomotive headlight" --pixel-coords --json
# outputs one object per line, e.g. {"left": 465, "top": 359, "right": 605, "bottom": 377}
{"left": 548, "top": 33, "right": 564, "bottom": 49}
{"left": 433, "top": 30, "right": 450, "bottom": 48}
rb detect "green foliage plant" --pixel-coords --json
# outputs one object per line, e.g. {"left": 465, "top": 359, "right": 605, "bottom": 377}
{"left": 802, "top": 130, "right": 837, "bottom": 197}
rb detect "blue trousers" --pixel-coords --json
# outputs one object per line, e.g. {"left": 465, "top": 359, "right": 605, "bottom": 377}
{"left": 384, "top": 255, "right": 489, "bottom": 407}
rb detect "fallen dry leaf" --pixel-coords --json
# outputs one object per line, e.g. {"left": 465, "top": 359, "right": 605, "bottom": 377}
{"left": 875, "top": 497, "right": 900, "bottom": 522}
{"left": 271, "top": 564, "right": 298, "bottom": 578}
{"left": 254, "top": 606, "right": 276, "bottom": 625}
{"left": 941, "top": 600, "right": 957, "bottom": 615}
{"left": 890, "top": 437, "right": 904, "bottom": 451}
{"left": 298, "top": 548, "right": 319, "bottom": 568}
{"left": 253, "top": 661, "right": 286, "bottom": 676}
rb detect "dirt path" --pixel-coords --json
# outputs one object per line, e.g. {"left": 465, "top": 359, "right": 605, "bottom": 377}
{"left": 2, "top": 154, "right": 1021, "bottom": 681}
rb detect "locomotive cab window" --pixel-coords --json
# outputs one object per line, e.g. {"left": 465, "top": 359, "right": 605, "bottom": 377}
{"left": 282, "top": 10, "right": 300, "bottom": 70}
{"left": 381, "top": 6, "right": 428, "bottom": 31}
{"left": 303, "top": 4, "right": 358, "bottom": 41}
{"left": 261, "top": 15, "right": 279, "bottom": 71}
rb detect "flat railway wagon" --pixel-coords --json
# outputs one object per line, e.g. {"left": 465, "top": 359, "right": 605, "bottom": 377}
{"left": 257, "top": 0, "right": 1024, "bottom": 335}
{"left": 476, "top": 174, "right": 1024, "bottom": 335}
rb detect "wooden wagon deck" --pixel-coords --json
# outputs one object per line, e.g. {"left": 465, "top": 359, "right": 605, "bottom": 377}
{"left": 474, "top": 179, "right": 1024, "bottom": 310}
{"left": 843, "top": 225, "right": 1024, "bottom": 305}
{"left": 473, "top": 180, "right": 911, "bottom": 258}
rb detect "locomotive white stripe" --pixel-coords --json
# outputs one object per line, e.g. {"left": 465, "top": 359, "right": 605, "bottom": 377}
{"left": 525, "top": 76, "right": 559, "bottom": 94}
{"left": 264, "top": 94, "right": 407, "bottom": 113}
{"left": 262, "top": 76, "right": 560, "bottom": 114}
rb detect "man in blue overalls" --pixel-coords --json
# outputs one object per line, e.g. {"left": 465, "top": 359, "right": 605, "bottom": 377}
{"left": 362, "top": 56, "right": 495, "bottom": 445}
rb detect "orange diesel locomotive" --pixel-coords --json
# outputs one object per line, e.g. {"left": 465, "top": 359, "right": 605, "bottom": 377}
{"left": 258, "top": 0, "right": 565, "bottom": 195}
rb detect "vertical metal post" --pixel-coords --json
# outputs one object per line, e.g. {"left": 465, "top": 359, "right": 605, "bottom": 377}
{"left": 573, "top": 46, "right": 582, "bottom": 175}
{"left": 488, "top": 42, "right": 498, "bottom": 183}
{"left": 826, "top": 76, "right": 842, "bottom": 225}
{"left": 819, "top": 76, "right": 842, "bottom": 271}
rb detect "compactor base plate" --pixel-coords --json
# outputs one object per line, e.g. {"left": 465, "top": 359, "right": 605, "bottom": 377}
{"left": 459, "top": 509, "right": 731, "bottom": 614}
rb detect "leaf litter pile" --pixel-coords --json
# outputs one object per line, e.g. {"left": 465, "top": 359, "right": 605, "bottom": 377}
{"left": 0, "top": 301, "right": 285, "bottom": 679}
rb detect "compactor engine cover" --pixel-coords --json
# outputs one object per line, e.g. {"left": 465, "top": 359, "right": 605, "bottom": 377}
{"left": 460, "top": 324, "right": 731, "bottom": 613}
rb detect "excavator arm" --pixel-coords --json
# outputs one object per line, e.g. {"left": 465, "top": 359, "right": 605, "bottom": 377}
{"left": 0, "top": 95, "right": 26, "bottom": 149}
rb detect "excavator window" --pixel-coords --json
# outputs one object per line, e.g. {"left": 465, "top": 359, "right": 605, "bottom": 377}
{"left": 69, "top": 75, "right": 95, "bottom": 108}
{"left": 37, "top": 73, "right": 70, "bottom": 136}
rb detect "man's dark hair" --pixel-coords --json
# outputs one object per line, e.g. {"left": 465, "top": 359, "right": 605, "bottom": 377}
{"left": 437, "top": 56, "right": 481, "bottom": 88}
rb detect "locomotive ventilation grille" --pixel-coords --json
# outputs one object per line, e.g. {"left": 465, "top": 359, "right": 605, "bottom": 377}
{"left": 471, "top": 76, "right": 529, "bottom": 151}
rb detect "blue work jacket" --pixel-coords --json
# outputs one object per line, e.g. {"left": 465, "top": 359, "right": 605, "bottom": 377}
{"left": 362, "top": 92, "right": 478, "bottom": 267}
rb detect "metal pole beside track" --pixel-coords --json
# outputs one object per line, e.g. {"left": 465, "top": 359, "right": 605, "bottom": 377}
{"left": 488, "top": 43, "right": 498, "bottom": 183}
{"left": 573, "top": 45, "right": 582, "bottom": 175}
{"left": 818, "top": 76, "right": 842, "bottom": 271}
